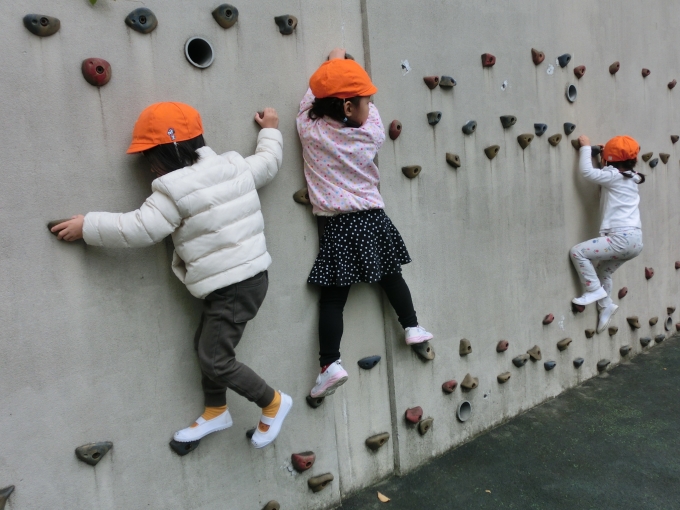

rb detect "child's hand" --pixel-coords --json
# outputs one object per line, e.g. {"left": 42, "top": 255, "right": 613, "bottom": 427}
{"left": 51, "top": 215, "right": 84, "bottom": 241}
{"left": 254, "top": 108, "right": 279, "bottom": 129}
{"left": 578, "top": 135, "right": 590, "bottom": 147}
{"left": 328, "top": 47, "right": 346, "bottom": 60}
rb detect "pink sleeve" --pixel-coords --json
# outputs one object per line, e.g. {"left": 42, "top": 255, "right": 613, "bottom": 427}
{"left": 299, "top": 88, "right": 315, "bottom": 115}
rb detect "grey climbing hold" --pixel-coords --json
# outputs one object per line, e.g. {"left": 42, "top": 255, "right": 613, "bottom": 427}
{"left": 531, "top": 48, "right": 545, "bottom": 65}
{"left": 427, "top": 112, "right": 442, "bottom": 126}
{"left": 627, "top": 316, "right": 641, "bottom": 329}
{"left": 640, "top": 337, "right": 652, "bottom": 347}
{"left": 672, "top": 135, "right": 679, "bottom": 144}
{"left": 246, "top": 427, "right": 256, "bottom": 439}
{"left": 184, "top": 37, "right": 215, "bottom": 69}
{"left": 446, "top": 153, "right": 461, "bottom": 168}
{"left": 609, "top": 61, "right": 620, "bottom": 75}
{"left": 620, "top": 345, "right": 631, "bottom": 356}
{"left": 585, "top": 329, "right": 595, "bottom": 338}
{"left": 274, "top": 15, "right": 297, "bottom": 35}
{"left": 170, "top": 439, "right": 200, "bottom": 455}
{"left": 308, "top": 473, "right": 334, "bottom": 493}
{"left": 456, "top": 401, "right": 472, "bottom": 422}
{"left": 565, "top": 84, "right": 577, "bottom": 103}
{"left": 358, "top": 355, "right": 381, "bottom": 370}
{"left": 75, "top": 442, "right": 113, "bottom": 466}
{"left": 291, "top": 451, "right": 316, "bottom": 473}
{"left": 402, "top": 166, "right": 422, "bottom": 179}
{"left": 462, "top": 120, "right": 477, "bottom": 135}
{"left": 518, "top": 133, "right": 535, "bottom": 149}
{"left": 439, "top": 75, "right": 456, "bottom": 88}
{"left": 411, "top": 341, "right": 435, "bottom": 361}
{"left": 597, "top": 359, "right": 611, "bottom": 372}
{"left": 659, "top": 153, "right": 670, "bottom": 164}
{"left": 655, "top": 334, "right": 665, "bottom": 344}
{"left": 262, "top": 501, "right": 280, "bottom": 510}
{"left": 484, "top": 145, "right": 500, "bottom": 160}
{"left": 649, "top": 317, "right": 659, "bottom": 326}
{"left": 460, "top": 373, "right": 478, "bottom": 390}
{"left": 609, "top": 326, "right": 618, "bottom": 336}
{"left": 513, "top": 354, "right": 530, "bottom": 367}
{"left": 500, "top": 115, "right": 517, "bottom": 129}
{"left": 212, "top": 4, "right": 239, "bottom": 29}
{"left": 293, "top": 187, "right": 310, "bottom": 205}
{"left": 497, "top": 372, "right": 511, "bottom": 383}
{"left": 534, "top": 123, "right": 548, "bottom": 137}
{"left": 527, "top": 345, "right": 542, "bottom": 361}
{"left": 442, "top": 380, "right": 458, "bottom": 393}
{"left": 573, "top": 358, "right": 585, "bottom": 368}
{"left": 459, "top": 338, "right": 472, "bottom": 356}
{"left": 306, "top": 395, "right": 325, "bottom": 408}
{"left": 423, "top": 76, "right": 440, "bottom": 89}
{"left": 564, "top": 123, "right": 576, "bottom": 135}
{"left": 558, "top": 54, "right": 571, "bottom": 68}
{"left": 47, "top": 219, "right": 70, "bottom": 235}
{"left": 544, "top": 360, "right": 556, "bottom": 371}
{"left": 591, "top": 145, "right": 602, "bottom": 156}
{"left": 548, "top": 134, "right": 563, "bottom": 146}
{"left": 418, "top": 417, "right": 434, "bottom": 435}
{"left": 666, "top": 317, "right": 674, "bottom": 332}
{"left": 557, "top": 338, "right": 572, "bottom": 351}
{"left": 0, "top": 486, "right": 14, "bottom": 510}
{"left": 365, "top": 432, "right": 390, "bottom": 451}
{"left": 641, "top": 152, "right": 653, "bottom": 162}
{"left": 23, "top": 14, "right": 60, "bottom": 37}
{"left": 125, "top": 8, "right": 158, "bottom": 34}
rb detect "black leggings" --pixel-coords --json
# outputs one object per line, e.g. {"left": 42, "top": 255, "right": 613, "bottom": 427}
{"left": 318, "top": 272, "right": 418, "bottom": 366}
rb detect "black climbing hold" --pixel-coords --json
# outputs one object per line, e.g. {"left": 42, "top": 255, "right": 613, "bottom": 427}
{"left": 389, "top": 120, "right": 402, "bottom": 140}
{"left": 446, "top": 153, "right": 461, "bottom": 169}
{"left": 481, "top": 53, "right": 496, "bottom": 67}
{"left": 308, "top": 473, "right": 334, "bottom": 493}
{"left": 641, "top": 152, "right": 653, "bottom": 162}
{"left": 185, "top": 37, "right": 214, "bottom": 68}
{"left": 405, "top": 406, "right": 423, "bottom": 424}
{"left": 212, "top": 4, "right": 239, "bottom": 29}
{"left": 620, "top": 345, "right": 632, "bottom": 356}
{"left": 462, "top": 120, "right": 477, "bottom": 135}
{"left": 672, "top": 135, "right": 679, "bottom": 144}
{"left": 423, "top": 76, "right": 440, "bottom": 89}
{"left": 0, "top": 486, "right": 14, "bottom": 510}
{"left": 566, "top": 84, "right": 577, "bottom": 103}
{"left": 500, "top": 115, "right": 517, "bottom": 129}
{"left": 573, "top": 358, "right": 585, "bottom": 368}
{"left": 597, "top": 359, "right": 611, "bottom": 372}
{"left": 47, "top": 218, "right": 70, "bottom": 235}
{"left": 365, "top": 432, "right": 390, "bottom": 451}
{"left": 649, "top": 317, "right": 659, "bottom": 326}
{"left": 649, "top": 158, "right": 659, "bottom": 168}
{"left": 457, "top": 401, "right": 472, "bottom": 422}
{"left": 660, "top": 153, "right": 670, "bottom": 164}
{"left": 427, "top": 111, "right": 442, "bottom": 126}
{"left": 484, "top": 145, "right": 500, "bottom": 160}
{"left": 23, "top": 14, "right": 60, "bottom": 37}
{"left": 246, "top": 427, "right": 256, "bottom": 439}
{"left": 642, "top": 68, "right": 651, "bottom": 78}
{"left": 169, "top": 439, "right": 200, "bottom": 456}
{"left": 669, "top": 79, "right": 677, "bottom": 90}
{"left": 439, "top": 75, "right": 456, "bottom": 88}
{"left": 573, "top": 65, "right": 586, "bottom": 79}
{"left": 527, "top": 345, "right": 542, "bottom": 361}
{"left": 418, "top": 417, "right": 434, "bottom": 435}
{"left": 293, "top": 187, "right": 310, "bottom": 205}
{"left": 459, "top": 338, "right": 472, "bottom": 356}
{"left": 548, "top": 134, "right": 563, "bottom": 147}
{"left": 627, "top": 316, "right": 641, "bottom": 329}
{"left": 518, "top": 133, "right": 534, "bottom": 149}
{"left": 461, "top": 373, "right": 478, "bottom": 390}
{"left": 262, "top": 501, "right": 280, "bottom": 510}
{"left": 82, "top": 58, "right": 112, "bottom": 87}
{"left": 411, "top": 341, "right": 435, "bottom": 361}
{"left": 564, "top": 123, "right": 576, "bottom": 135}
{"left": 558, "top": 54, "right": 571, "bottom": 68}
{"left": 640, "top": 337, "right": 652, "bottom": 347}
{"left": 291, "top": 451, "right": 316, "bottom": 472}
{"left": 590, "top": 145, "right": 602, "bottom": 156}
{"left": 585, "top": 329, "right": 595, "bottom": 338}
{"left": 609, "top": 326, "right": 618, "bottom": 336}
{"left": 557, "top": 338, "right": 572, "bottom": 351}
{"left": 666, "top": 316, "right": 673, "bottom": 332}
{"left": 497, "top": 372, "right": 511, "bottom": 383}
{"left": 75, "top": 442, "right": 113, "bottom": 466}
{"left": 125, "top": 8, "right": 158, "bottom": 34}
{"left": 609, "top": 61, "right": 620, "bottom": 75}
{"left": 544, "top": 360, "right": 556, "bottom": 371}
{"left": 402, "top": 166, "right": 422, "bottom": 179}
{"left": 513, "top": 354, "right": 530, "bottom": 367}
{"left": 306, "top": 395, "right": 325, "bottom": 408}
{"left": 655, "top": 334, "right": 665, "bottom": 344}
{"left": 531, "top": 48, "right": 545, "bottom": 65}
{"left": 274, "top": 15, "right": 298, "bottom": 35}
{"left": 534, "top": 123, "right": 548, "bottom": 137}
{"left": 357, "top": 355, "right": 381, "bottom": 370}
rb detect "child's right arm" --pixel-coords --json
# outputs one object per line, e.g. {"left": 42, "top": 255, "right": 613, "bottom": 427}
{"left": 243, "top": 108, "right": 283, "bottom": 189}
{"left": 577, "top": 135, "right": 617, "bottom": 187}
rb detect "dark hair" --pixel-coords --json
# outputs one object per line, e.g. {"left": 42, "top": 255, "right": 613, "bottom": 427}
{"left": 309, "top": 96, "right": 362, "bottom": 125}
{"left": 611, "top": 158, "right": 645, "bottom": 184}
{"left": 143, "top": 134, "right": 205, "bottom": 176}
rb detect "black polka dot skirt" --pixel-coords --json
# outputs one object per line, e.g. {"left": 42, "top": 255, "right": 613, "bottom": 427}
{"left": 308, "top": 209, "right": 412, "bottom": 287}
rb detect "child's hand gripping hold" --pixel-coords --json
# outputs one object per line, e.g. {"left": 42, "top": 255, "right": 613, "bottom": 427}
{"left": 50, "top": 215, "right": 85, "bottom": 242}
{"left": 255, "top": 108, "right": 279, "bottom": 129}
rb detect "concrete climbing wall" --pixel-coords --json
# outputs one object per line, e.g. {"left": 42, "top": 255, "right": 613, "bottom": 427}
{"left": 1, "top": 0, "right": 679, "bottom": 508}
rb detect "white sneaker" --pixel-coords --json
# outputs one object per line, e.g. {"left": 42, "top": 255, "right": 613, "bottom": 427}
{"left": 310, "top": 360, "right": 348, "bottom": 398}
{"left": 597, "top": 303, "right": 619, "bottom": 334}
{"left": 251, "top": 392, "right": 293, "bottom": 449}
{"left": 405, "top": 326, "right": 433, "bottom": 345}
{"left": 173, "top": 409, "right": 233, "bottom": 442}
{"left": 572, "top": 287, "right": 607, "bottom": 306}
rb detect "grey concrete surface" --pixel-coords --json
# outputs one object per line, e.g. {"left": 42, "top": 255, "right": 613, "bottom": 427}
{"left": 1, "top": 0, "right": 679, "bottom": 508}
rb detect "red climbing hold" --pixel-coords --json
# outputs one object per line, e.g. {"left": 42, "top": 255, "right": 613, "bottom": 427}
{"left": 531, "top": 48, "right": 545, "bottom": 65}
{"left": 405, "top": 406, "right": 423, "bottom": 424}
{"left": 423, "top": 76, "right": 440, "bottom": 89}
{"left": 669, "top": 80, "right": 677, "bottom": 90}
{"left": 441, "top": 380, "right": 458, "bottom": 393}
{"left": 496, "top": 340, "right": 509, "bottom": 352}
{"left": 389, "top": 120, "right": 402, "bottom": 141}
{"left": 81, "top": 58, "right": 112, "bottom": 87}
{"left": 543, "top": 314, "right": 554, "bottom": 325}
{"left": 676, "top": 323, "right": 680, "bottom": 332}
{"left": 291, "top": 451, "right": 316, "bottom": 473}
{"left": 642, "top": 68, "right": 651, "bottom": 78}
{"left": 645, "top": 267, "right": 654, "bottom": 280}
{"left": 676, "top": 261, "right": 680, "bottom": 270}
{"left": 618, "top": 287, "right": 628, "bottom": 299}
{"left": 481, "top": 53, "right": 496, "bottom": 67}
{"left": 572, "top": 303, "right": 585, "bottom": 314}
{"left": 573, "top": 65, "right": 586, "bottom": 79}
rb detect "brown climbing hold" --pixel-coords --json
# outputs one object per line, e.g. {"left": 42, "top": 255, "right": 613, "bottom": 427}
{"left": 81, "top": 58, "right": 112, "bottom": 87}
{"left": 548, "top": 134, "right": 563, "bottom": 147}
{"left": 308, "top": 473, "right": 334, "bottom": 493}
{"left": 411, "top": 341, "right": 435, "bottom": 361}
{"left": 441, "top": 380, "right": 458, "bottom": 393}
{"left": 676, "top": 261, "right": 680, "bottom": 270}
{"left": 531, "top": 48, "right": 545, "bottom": 65}
{"left": 642, "top": 68, "right": 651, "bottom": 78}
{"left": 527, "top": 345, "right": 542, "bottom": 361}
{"left": 660, "top": 153, "right": 670, "bottom": 164}
{"left": 543, "top": 314, "right": 554, "bottom": 325}
{"left": 518, "top": 133, "right": 535, "bottom": 149}
{"left": 75, "top": 441, "right": 113, "bottom": 466}
{"left": 405, "top": 406, "right": 423, "bottom": 424}
{"left": 609, "top": 326, "right": 618, "bottom": 336}
{"left": 262, "top": 501, "right": 280, "bottom": 510}
{"left": 446, "top": 153, "right": 461, "bottom": 169}
{"left": 500, "top": 115, "right": 517, "bottom": 128}
{"left": 627, "top": 316, "right": 641, "bottom": 329}
{"left": 497, "top": 372, "right": 511, "bottom": 384}
{"left": 641, "top": 152, "right": 653, "bottom": 162}
{"left": 423, "top": 76, "right": 440, "bottom": 89}
{"left": 571, "top": 139, "right": 581, "bottom": 150}
{"left": 572, "top": 303, "right": 585, "bottom": 314}
{"left": 460, "top": 373, "right": 478, "bottom": 390}
{"left": 365, "top": 432, "right": 390, "bottom": 451}
{"left": 418, "top": 417, "right": 434, "bottom": 435}
{"left": 496, "top": 340, "right": 509, "bottom": 352}
{"left": 291, "top": 451, "right": 316, "bottom": 473}
{"left": 23, "top": 14, "right": 60, "bottom": 37}
{"left": 484, "top": 145, "right": 500, "bottom": 160}
{"left": 669, "top": 80, "right": 678, "bottom": 90}
{"left": 618, "top": 287, "right": 628, "bottom": 299}
{"left": 585, "top": 329, "right": 595, "bottom": 338}
{"left": 645, "top": 267, "right": 654, "bottom": 280}
{"left": 481, "top": 53, "right": 496, "bottom": 67}
{"left": 459, "top": 338, "right": 472, "bottom": 355}
{"left": 573, "top": 65, "right": 586, "bottom": 79}
{"left": 649, "top": 317, "right": 659, "bottom": 326}
{"left": 557, "top": 338, "right": 572, "bottom": 351}
{"left": 672, "top": 135, "right": 679, "bottom": 144}
{"left": 293, "top": 187, "right": 310, "bottom": 205}
{"left": 274, "top": 15, "right": 298, "bottom": 35}
{"left": 47, "top": 218, "right": 70, "bottom": 235}
{"left": 668, "top": 307, "right": 676, "bottom": 315}
{"left": 389, "top": 120, "right": 402, "bottom": 140}
{"left": 676, "top": 323, "right": 680, "bottom": 332}
{"left": 402, "top": 166, "right": 421, "bottom": 179}
{"left": 0, "top": 486, "right": 14, "bottom": 510}
{"left": 609, "top": 61, "right": 620, "bottom": 75}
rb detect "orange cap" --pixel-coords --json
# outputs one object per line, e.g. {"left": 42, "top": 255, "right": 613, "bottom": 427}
{"left": 127, "top": 102, "right": 203, "bottom": 154}
{"left": 309, "top": 59, "right": 378, "bottom": 99}
{"left": 602, "top": 135, "right": 640, "bottom": 163}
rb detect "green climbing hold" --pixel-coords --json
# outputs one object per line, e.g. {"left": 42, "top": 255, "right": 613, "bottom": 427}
{"left": 23, "top": 14, "right": 60, "bottom": 37}
{"left": 212, "top": 4, "right": 239, "bottom": 29}
{"left": 308, "top": 473, "right": 334, "bottom": 493}
{"left": 75, "top": 442, "right": 113, "bottom": 466}
{"left": 125, "top": 8, "right": 158, "bottom": 34}
{"left": 365, "top": 432, "right": 390, "bottom": 451}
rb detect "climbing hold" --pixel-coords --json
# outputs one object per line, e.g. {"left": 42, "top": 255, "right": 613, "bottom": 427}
{"left": 655, "top": 334, "right": 665, "bottom": 344}
{"left": 23, "top": 14, "right": 60, "bottom": 37}
{"left": 274, "top": 15, "right": 297, "bottom": 35}
{"left": 669, "top": 80, "right": 677, "bottom": 90}
{"left": 543, "top": 314, "right": 554, "bottom": 325}
{"left": 573, "top": 65, "right": 586, "bottom": 79}
{"left": 439, "top": 75, "right": 457, "bottom": 88}
{"left": 668, "top": 307, "right": 676, "bottom": 315}
{"left": 184, "top": 37, "right": 214, "bottom": 69}
{"left": 481, "top": 53, "right": 496, "bottom": 67}
{"left": 389, "top": 120, "right": 402, "bottom": 140}
{"left": 308, "top": 473, "right": 334, "bottom": 493}
{"left": 531, "top": 48, "right": 545, "bottom": 65}
{"left": 557, "top": 54, "right": 572, "bottom": 68}
{"left": 573, "top": 358, "right": 585, "bottom": 368}
{"left": 75, "top": 442, "right": 113, "bottom": 466}
{"left": 442, "top": 380, "right": 458, "bottom": 393}
{"left": 609, "top": 326, "right": 618, "bottom": 336}
{"left": 557, "top": 338, "right": 572, "bottom": 351}
{"left": 262, "top": 502, "right": 280, "bottom": 510}
{"left": 660, "top": 153, "right": 670, "bottom": 164}
{"left": 418, "top": 417, "right": 434, "bottom": 435}
{"left": 365, "top": 432, "right": 390, "bottom": 451}
{"left": 517, "top": 133, "right": 535, "bottom": 149}
{"left": 564, "top": 123, "right": 576, "bottom": 135}
{"left": 672, "top": 135, "right": 679, "bottom": 144}
{"left": 591, "top": 145, "right": 602, "bottom": 156}
{"left": 645, "top": 267, "right": 654, "bottom": 280}
{"left": 618, "top": 287, "right": 628, "bottom": 299}
{"left": 460, "top": 373, "right": 478, "bottom": 390}
{"left": 402, "top": 166, "right": 422, "bottom": 179}
{"left": 462, "top": 120, "right": 477, "bottom": 135}
{"left": 496, "top": 340, "right": 509, "bottom": 352}
{"left": 47, "top": 219, "right": 70, "bottom": 235}
{"left": 459, "top": 338, "right": 472, "bottom": 356}
{"left": 649, "top": 317, "right": 659, "bottom": 326}
{"left": 513, "top": 354, "right": 530, "bottom": 367}
{"left": 527, "top": 345, "right": 542, "bottom": 360}
{"left": 125, "top": 8, "right": 158, "bottom": 34}
{"left": 544, "top": 360, "right": 556, "bottom": 371}
{"left": 484, "top": 145, "right": 500, "bottom": 160}
{"left": 212, "top": 4, "right": 239, "bottom": 29}
{"left": 627, "top": 316, "right": 641, "bottom": 329}
{"left": 548, "top": 134, "right": 563, "bottom": 147}
{"left": 571, "top": 139, "right": 581, "bottom": 150}
{"left": 620, "top": 345, "right": 632, "bottom": 357}
{"left": 457, "top": 401, "right": 472, "bottom": 422}
{"left": 405, "top": 406, "right": 423, "bottom": 424}
{"left": 572, "top": 303, "right": 585, "bottom": 314}
{"left": 423, "top": 76, "right": 440, "bottom": 89}
{"left": 246, "top": 427, "right": 256, "bottom": 439}
{"left": 609, "top": 61, "right": 620, "bottom": 75}
{"left": 585, "top": 329, "right": 595, "bottom": 338}
{"left": 676, "top": 261, "right": 680, "bottom": 270}
{"left": 597, "top": 359, "right": 611, "bottom": 372}
{"left": 81, "top": 58, "right": 112, "bottom": 87}
{"left": 641, "top": 152, "right": 653, "bottom": 162}
{"left": 677, "top": 323, "right": 680, "bottom": 332}
{"left": 411, "top": 341, "right": 435, "bottom": 361}
{"left": 357, "top": 355, "right": 381, "bottom": 370}
{"left": 500, "top": 115, "right": 517, "bottom": 129}
{"left": 497, "top": 372, "right": 511, "bottom": 383}
{"left": 291, "top": 451, "right": 316, "bottom": 472}
{"left": 642, "top": 68, "right": 651, "bottom": 78}
{"left": 169, "top": 439, "right": 200, "bottom": 455}
{"left": 565, "top": 84, "right": 577, "bottom": 103}
{"left": 293, "top": 188, "right": 310, "bottom": 205}
{"left": 306, "top": 395, "right": 325, "bottom": 408}
{"left": 427, "top": 112, "right": 442, "bottom": 126}
{"left": 0, "top": 486, "right": 14, "bottom": 510}
{"left": 446, "top": 153, "right": 461, "bottom": 169}
{"left": 534, "top": 124, "right": 548, "bottom": 137}
{"left": 640, "top": 337, "right": 652, "bottom": 347}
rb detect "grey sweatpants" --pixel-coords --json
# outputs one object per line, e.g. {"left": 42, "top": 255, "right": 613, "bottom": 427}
{"left": 194, "top": 271, "right": 275, "bottom": 408}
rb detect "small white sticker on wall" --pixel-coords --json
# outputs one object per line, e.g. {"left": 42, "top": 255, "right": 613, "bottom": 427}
{"left": 401, "top": 59, "right": 412, "bottom": 76}
{"left": 546, "top": 64, "right": 555, "bottom": 75}
{"left": 501, "top": 80, "right": 508, "bottom": 91}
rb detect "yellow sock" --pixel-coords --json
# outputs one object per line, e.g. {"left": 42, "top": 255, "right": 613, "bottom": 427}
{"left": 258, "top": 391, "right": 281, "bottom": 432}
{"left": 190, "top": 405, "right": 227, "bottom": 428}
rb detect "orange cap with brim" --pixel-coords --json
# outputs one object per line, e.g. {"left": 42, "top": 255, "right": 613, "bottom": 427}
{"left": 127, "top": 102, "right": 203, "bottom": 154}
{"left": 310, "top": 59, "right": 378, "bottom": 99}
{"left": 602, "top": 135, "right": 640, "bottom": 163}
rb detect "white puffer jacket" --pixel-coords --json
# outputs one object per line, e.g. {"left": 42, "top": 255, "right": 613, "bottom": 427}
{"left": 83, "top": 128, "right": 283, "bottom": 299}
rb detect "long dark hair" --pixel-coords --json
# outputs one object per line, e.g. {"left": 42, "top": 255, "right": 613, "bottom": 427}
{"left": 143, "top": 134, "right": 205, "bottom": 176}
{"left": 309, "top": 96, "right": 362, "bottom": 126}
{"left": 611, "top": 158, "right": 645, "bottom": 184}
